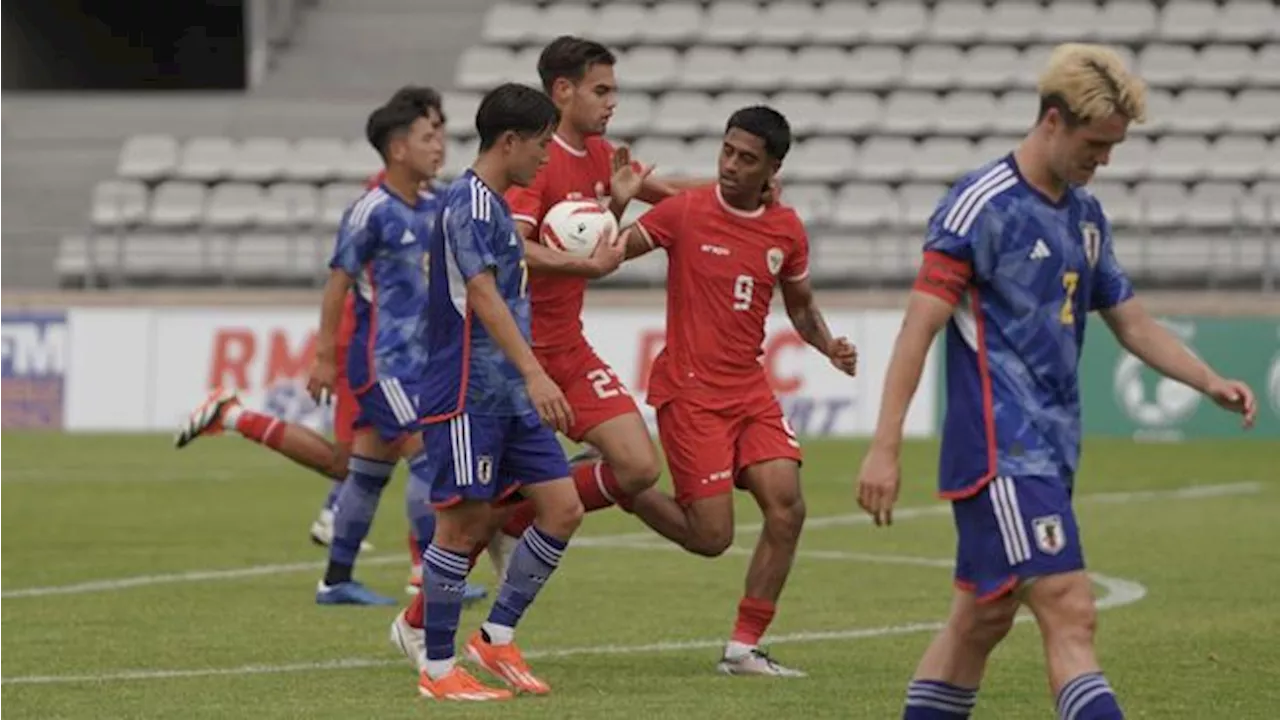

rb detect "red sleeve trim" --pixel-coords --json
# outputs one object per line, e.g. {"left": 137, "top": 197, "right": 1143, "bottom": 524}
{"left": 912, "top": 250, "right": 973, "bottom": 306}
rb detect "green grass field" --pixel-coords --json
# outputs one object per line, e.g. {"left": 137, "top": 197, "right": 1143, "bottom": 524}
{"left": 3, "top": 433, "right": 1279, "bottom": 719}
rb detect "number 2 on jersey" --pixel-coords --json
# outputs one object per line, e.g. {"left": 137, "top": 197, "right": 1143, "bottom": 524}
{"left": 587, "top": 368, "right": 628, "bottom": 399}
{"left": 1060, "top": 271, "right": 1079, "bottom": 325}
{"left": 733, "top": 274, "right": 754, "bottom": 311}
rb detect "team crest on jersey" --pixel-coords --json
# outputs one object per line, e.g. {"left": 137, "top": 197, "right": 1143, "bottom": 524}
{"left": 1032, "top": 515, "right": 1066, "bottom": 555}
{"left": 1080, "top": 222, "right": 1101, "bottom": 267}
{"left": 766, "top": 247, "right": 785, "bottom": 276}
{"left": 477, "top": 455, "right": 494, "bottom": 485}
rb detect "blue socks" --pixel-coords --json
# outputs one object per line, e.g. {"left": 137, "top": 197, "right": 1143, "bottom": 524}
{"left": 1057, "top": 672, "right": 1123, "bottom": 720}
{"left": 422, "top": 543, "right": 470, "bottom": 678}
{"left": 902, "top": 673, "right": 1121, "bottom": 719}
{"left": 482, "top": 526, "right": 567, "bottom": 643}
{"left": 323, "top": 455, "right": 394, "bottom": 585}
{"left": 904, "top": 680, "right": 978, "bottom": 718}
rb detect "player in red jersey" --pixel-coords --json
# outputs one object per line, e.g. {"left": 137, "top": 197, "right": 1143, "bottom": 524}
{"left": 615, "top": 107, "right": 858, "bottom": 676}
{"left": 487, "top": 36, "right": 715, "bottom": 561}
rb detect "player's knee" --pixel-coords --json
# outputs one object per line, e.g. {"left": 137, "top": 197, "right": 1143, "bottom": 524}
{"left": 953, "top": 597, "right": 1017, "bottom": 651}
{"left": 607, "top": 445, "right": 661, "bottom": 495}
{"left": 1036, "top": 576, "right": 1098, "bottom": 645}
{"left": 536, "top": 494, "right": 585, "bottom": 539}
{"left": 686, "top": 524, "right": 734, "bottom": 557}
{"left": 763, "top": 493, "right": 806, "bottom": 544}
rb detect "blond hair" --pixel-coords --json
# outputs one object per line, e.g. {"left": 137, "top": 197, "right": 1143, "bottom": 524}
{"left": 1037, "top": 43, "right": 1147, "bottom": 125}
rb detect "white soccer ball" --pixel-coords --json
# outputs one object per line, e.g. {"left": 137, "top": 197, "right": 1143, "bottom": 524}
{"left": 540, "top": 200, "right": 618, "bottom": 258}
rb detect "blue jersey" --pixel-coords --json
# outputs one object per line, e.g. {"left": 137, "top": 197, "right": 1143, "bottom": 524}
{"left": 421, "top": 170, "right": 533, "bottom": 420}
{"left": 920, "top": 156, "right": 1134, "bottom": 497}
{"left": 328, "top": 185, "right": 438, "bottom": 392}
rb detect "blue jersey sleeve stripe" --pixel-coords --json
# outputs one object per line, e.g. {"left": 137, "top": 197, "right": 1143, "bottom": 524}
{"left": 942, "top": 163, "right": 1012, "bottom": 235}
{"left": 954, "top": 176, "right": 1018, "bottom": 236}
{"left": 348, "top": 188, "right": 388, "bottom": 230}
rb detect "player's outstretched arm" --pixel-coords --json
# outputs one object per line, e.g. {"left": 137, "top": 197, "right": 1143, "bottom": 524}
{"left": 518, "top": 222, "right": 624, "bottom": 279}
{"left": 1100, "top": 298, "right": 1257, "bottom": 428}
{"left": 465, "top": 271, "right": 575, "bottom": 433}
{"left": 618, "top": 225, "right": 656, "bottom": 261}
{"left": 781, "top": 277, "right": 857, "bottom": 376}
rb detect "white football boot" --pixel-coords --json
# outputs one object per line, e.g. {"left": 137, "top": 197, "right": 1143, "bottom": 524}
{"left": 716, "top": 646, "right": 808, "bottom": 677}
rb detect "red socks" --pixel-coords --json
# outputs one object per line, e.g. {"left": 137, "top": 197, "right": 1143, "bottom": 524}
{"left": 234, "top": 410, "right": 285, "bottom": 450}
{"left": 573, "top": 460, "right": 633, "bottom": 512}
{"left": 500, "top": 460, "right": 632, "bottom": 538}
{"left": 731, "top": 597, "right": 777, "bottom": 647}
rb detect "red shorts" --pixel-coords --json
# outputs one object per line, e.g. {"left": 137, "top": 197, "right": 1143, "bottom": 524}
{"left": 535, "top": 340, "right": 638, "bottom": 442}
{"left": 333, "top": 344, "right": 358, "bottom": 446}
{"left": 655, "top": 389, "right": 802, "bottom": 506}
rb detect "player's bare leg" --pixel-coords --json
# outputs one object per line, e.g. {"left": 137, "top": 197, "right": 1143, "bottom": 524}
{"left": 717, "top": 458, "right": 807, "bottom": 677}
{"left": 417, "top": 500, "right": 512, "bottom": 701}
{"left": 904, "top": 588, "right": 1016, "bottom": 716}
{"left": 1024, "top": 572, "right": 1123, "bottom": 718}
{"left": 467, "top": 478, "right": 583, "bottom": 695}
{"left": 175, "top": 390, "right": 370, "bottom": 551}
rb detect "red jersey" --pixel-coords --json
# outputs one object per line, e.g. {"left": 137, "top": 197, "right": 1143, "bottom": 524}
{"left": 636, "top": 185, "right": 810, "bottom": 406}
{"left": 506, "top": 134, "right": 617, "bottom": 351}
{"left": 337, "top": 169, "right": 388, "bottom": 347}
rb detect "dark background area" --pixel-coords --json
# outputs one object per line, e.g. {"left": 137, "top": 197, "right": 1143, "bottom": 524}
{"left": 3, "top": 0, "right": 247, "bottom": 90}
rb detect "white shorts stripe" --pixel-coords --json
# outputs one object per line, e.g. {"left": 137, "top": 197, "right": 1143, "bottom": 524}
{"left": 380, "top": 379, "right": 414, "bottom": 426}
{"left": 461, "top": 414, "right": 474, "bottom": 488}
{"left": 1001, "top": 476, "right": 1033, "bottom": 562}
{"left": 450, "top": 416, "right": 469, "bottom": 487}
{"left": 991, "top": 476, "right": 1032, "bottom": 566}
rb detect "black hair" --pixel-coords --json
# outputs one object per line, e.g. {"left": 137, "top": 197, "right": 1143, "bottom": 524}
{"left": 536, "top": 35, "right": 617, "bottom": 93}
{"left": 387, "top": 85, "right": 446, "bottom": 125}
{"left": 725, "top": 106, "right": 792, "bottom": 162}
{"left": 365, "top": 100, "right": 435, "bottom": 161}
{"left": 475, "top": 82, "right": 561, "bottom": 151}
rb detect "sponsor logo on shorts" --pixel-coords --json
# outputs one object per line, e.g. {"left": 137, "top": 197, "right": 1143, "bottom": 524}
{"left": 1032, "top": 515, "right": 1066, "bottom": 555}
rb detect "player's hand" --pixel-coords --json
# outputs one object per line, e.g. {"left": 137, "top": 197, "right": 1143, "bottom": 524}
{"left": 1205, "top": 376, "right": 1257, "bottom": 429}
{"left": 856, "top": 445, "right": 901, "bottom": 527}
{"left": 609, "top": 146, "right": 654, "bottom": 208}
{"left": 527, "top": 371, "right": 574, "bottom": 434}
{"left": 307, "top": 357, "right": 338, "bottom": 405}
{"left": 827, "top": 337, "right": 858, "bottom": 376}
{"left": 584, "top": 222, "right": 625, "bottom": 278}
{"left": 761, "top": 175, "right": 782, "bottom": 206}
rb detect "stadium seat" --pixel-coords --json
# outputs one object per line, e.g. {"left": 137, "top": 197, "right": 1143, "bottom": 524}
{"left": 857, "top": 137, "right": 915, "bottom": 182}
{"left": 232, "top": 137, "right": 291, "bottom": 183}
{"left": 960, "top": 46, "right": 1021, "bottom": 90}
{"left": 709, "top": 92, "right": 769, "bottom": 124}
{"left": 1138, "top": 44, "right": 1197, "bottom": 89}
{"left": 643, "top": 3, "right": 704, "bottom": 45}
{"left": 122, "top": 234, "right": 210, "bottom": 280}
{"left": 810, "top": 1, "right": 870, "bottom": 45}
{"left": 1216, "top": 0, "right": 1277, "bottom": 43}
{"left": 1206, "top": 136, "right": 1269, "bottom": 181}
{"left": 898, "top": 183, "right": 948, "bottom": 228}
{"left": 1095, "top": 0, "right": 1159, "bottom": 43}
{"left": 790, "top": 47, "right": 850, "bottom": 91}
{"left": 148, "top": 181, "right": 207, "bottom": 228}
{"left": 936, "top": 92, "right": 996, "bottom": 135}
{"left": 1173, "top": 90, "right": 1233, "bottom": 135}
{"left": 442, "top": 137, "right": 478, "bottom": 180}
{"left": 984, "top": 1, "right": 1045, "bottom": 43}
{"left": 677, "top": 48, "right": 737, "bottom": 91}
{"left": 734, "top": 47, "right": 793, "bottom": 91}
{"left": 770, "top": 92, "right": 826, "bottom": 136}
{"left": 779, "top": 184, "right": 831, "bottom": 226}
{"left": 1186, "top": 182, "right": 1251, "bottom": 228}
{"left": 992, "top": 92, "right": 1038, "bottom": 135}
{"left": 286, "top": 138, "right": 347, "bottom": 182}
{"left": 1135, "top": 89, "right": 1176, "bottom": 136}
{"left": 1158, "top": 1, "right": 1220, "bottom": 42}
{"left": 1251, "top": 45, "right": 1280, "bottom": 86}
{"left": 592, "top": 4, "right": 649, "bottom": 45}
{"left": 1230, "top": 90, "right": 1280, "bottom": 135}
{"left": 1152, "top": 136, "right": 1211, "bottom": 182}
{"left": 618, "top": 47, "right": 680, "bottom": 91}
{"left": 456, "top": 47, "right": 514, "bottom": 91}
{"left": 831, "top": 183, "right": 897, "bottom": 229}
{"left": 783, "top": 138, "right": 856, "bottom": 183}
{"left": 319, "top": 182, "right": 366, "bottom": 229}
{"left": 1104, "top": 137, "right": 1153, "bottom": 182}
{"left": 608, "top": 93, "right": 654, "bottom": 138}
{"left": 482, "top": 2, "right": 540, "bottom": 45}
{"left": 650, "top": 92, "right": 716, "bottom": 136}
{"left": 91, "top": 180, "right": 149, "bottom": 229}
{"left": 820, "top": 92, "right": 882, "bottom": 135}
{"left": 531, "top": 4, "right": 597, "bottom": 43}
{"left": 205, "top": 183, "right": 265, "bottom": 229}
{"left": 629, "top": 138, "right": 694, "bottom": 178}
{"left": 117, "top": 135, "right": 179, "bottom": 182}
{"left": 929, "top": 1, "right": 987, "bottom": 44}
{"left": 229, "top": 234, "right": 307, "bottom": 282}
{"left": 339, "top": 139, "right": 381, "bottom": 182}
{"left": 1193, "top": 45, "right": 1254, "bottom": 89}
{"left": 843, "top": 47, "right": 904, "bottom": 90}
{"left": 441, "top": 93, "right": 481, "bottom": 138}
{"left": 910, "top": 138, "right": 975, "bottom": 182}
{"left": 904, "top": 45, "right": 963, "bottom": 91}
{"left": 757, "top": 2, "right": 819, "bottom": 45}
{"left": 702, "top": 2, "right": 760, "bottom": 45}
{"left": 881, "top": 91, "right": 942, "bottom": 135}
{"left": 867, "top": 1, "right": 928, "bottom": 43}
{"left": 1089, "top": 181, "right": 1139, "bottom": 227}
{"left": 1133, "top": 181, "right": 1190, "bottom": 227}
{"left": 263, "top": 183, "right": 320, "bottom": 228}
{"left": 177, "top": 137, "right": 235, "bottom": 182}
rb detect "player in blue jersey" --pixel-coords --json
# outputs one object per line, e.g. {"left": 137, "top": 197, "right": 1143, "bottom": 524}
{"left": 306, "top": 96, "right": 487, "bottom": 607}
{"left": 409, "top": 83, "right": 576, "bottom": 702}
{"left": 856, "top": 45, "right": 1258, "bottom": 720}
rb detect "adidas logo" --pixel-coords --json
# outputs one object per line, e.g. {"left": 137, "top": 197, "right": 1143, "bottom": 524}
{"left": 400, "top": 230, "right": 416, "bottom": 245}
{"left": 1029, "top": 239, "right": 1052, "bottom": 260}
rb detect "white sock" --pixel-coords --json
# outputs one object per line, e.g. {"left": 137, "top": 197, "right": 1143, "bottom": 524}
{"left": 724, "top": 640, "right": 755, "bottom": 660}
{"left": 424, "top": 656, "right": 455, "bottom": 680}
{"left": 222, "top": 404, "right": 243, "bottom": 430}
{"left": 481, "top": 622, "right": 515, "bottom": 646}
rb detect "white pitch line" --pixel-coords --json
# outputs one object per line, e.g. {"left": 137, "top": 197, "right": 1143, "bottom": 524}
{"left": 0, "top": 547, "right": 1146, "bottom": 687}
{"left": 1, "top": 480, "right": 1258, "bottom": 600}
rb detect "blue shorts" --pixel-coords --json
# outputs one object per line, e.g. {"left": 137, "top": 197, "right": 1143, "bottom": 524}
{"left": 354, "top": 378, "right": 423, "bottom": 442}
{"left": 952, "top": 475, "right": 1084, "bottom": 603}
{"left": 422, "top": 412, "right": 570, "bottom": 507}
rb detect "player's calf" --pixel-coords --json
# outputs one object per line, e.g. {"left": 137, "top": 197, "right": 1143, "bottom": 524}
{"left": 680, "top": 494, "right": 736, "bottom": 558}
{"left": 1024, "top": 572, "right": 1123, "bottom": 719}
{"left": 904, "top": 590, "right": 1016, "bottom": 718}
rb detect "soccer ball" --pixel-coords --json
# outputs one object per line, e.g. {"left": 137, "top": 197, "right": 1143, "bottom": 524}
{"left": 540, "top": 199, "right": 618, "bottom": 258}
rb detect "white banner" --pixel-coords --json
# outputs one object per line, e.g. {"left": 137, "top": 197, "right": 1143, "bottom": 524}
{"left": 63, "top": 306, "right": 937, "bottom": 437}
